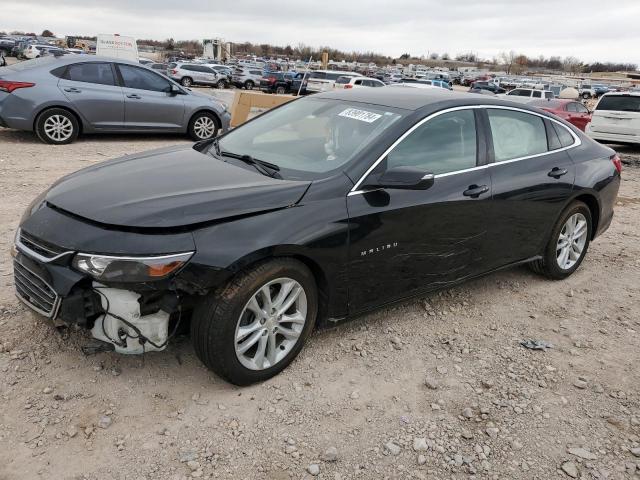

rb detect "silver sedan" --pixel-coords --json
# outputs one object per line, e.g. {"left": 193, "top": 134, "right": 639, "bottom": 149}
{"left": 0, "top": 55, "right": 230, "bottom": 144}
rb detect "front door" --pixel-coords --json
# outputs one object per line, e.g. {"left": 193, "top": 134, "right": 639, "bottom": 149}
{"left": 58, "top": 62, "right": 124, "bottom": 129}
{"left": 347, "top": 108, "right": 493, "bottom": 313}
{"left": 116, "top": 64, "right": 185, "bottom": 130}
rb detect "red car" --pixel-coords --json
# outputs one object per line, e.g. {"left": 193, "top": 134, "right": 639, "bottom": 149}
{"left": 529, "top": 99, "right": 592, "bottom": 132}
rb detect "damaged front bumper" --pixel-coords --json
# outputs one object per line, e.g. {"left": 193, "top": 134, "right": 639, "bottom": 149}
{"left": 12, "top": 246, "right": 179, "bottom": 354}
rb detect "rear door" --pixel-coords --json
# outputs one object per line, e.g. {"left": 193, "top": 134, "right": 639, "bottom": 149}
{"left": 57, "top": 62, "right": 124, "bottom": 129}
{"left": 484, "top": 107, "right": 576, "bottom": 266}
{"left": 116, "top": 63, "right": 185, "bottom": 130}
{"left": 590, "top": 94, "right": 640, "bottom": 136}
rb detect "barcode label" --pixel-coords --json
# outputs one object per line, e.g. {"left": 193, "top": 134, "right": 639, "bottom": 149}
{"left": 338, "top": 108, "right": 382, "bottom": 123}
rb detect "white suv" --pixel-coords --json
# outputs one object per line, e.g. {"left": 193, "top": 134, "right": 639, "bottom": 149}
{"left": 306, "top": 70, "right": 360, "bottom": 93}
{"left": 231, "top": 67, "right": 264, "bottom": 90}
{"left": 498, "top": 88, "right": 554, "bottom": 104}
{"left": 586, "top": 92, "right": 640, "bottom": 145}
{"left": 334, "top": 76, "right": 385, "bottom": 89}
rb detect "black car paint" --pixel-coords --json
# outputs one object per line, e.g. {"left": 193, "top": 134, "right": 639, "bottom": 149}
{"left": 16, "top": 89, "right": 620, "bottom": 330}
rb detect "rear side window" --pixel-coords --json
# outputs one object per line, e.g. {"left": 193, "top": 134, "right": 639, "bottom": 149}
{"left": 487, "top": 109, "right": 548, "bottom": 161}
{"left": 552, "top": 123, "right": 575, "bottom": 148}
{"left": 118, "top": 64, "right": 170, "bottom": 92}
{"left": 532, "top": 90, "right": 542, "bottom": 98}
{"left": 250, "top": 70, "right": 262, "bottom": 75}
{"left": 596, "top": 95, "right": 640, "bottom": 112}
{"left": 387, "top": 109, "right": 477, "bottom": 175}
{"left": 64, "top": 62, "right": 115, "bottom": 86}
{"left": 50, "top": 66, "right": 67, "bottom": 78}
{"left": 544, "top": 91, "right": 554, "bottom": 99}
{"left": 335, "top": 76, "right": 350, "bottom": 84}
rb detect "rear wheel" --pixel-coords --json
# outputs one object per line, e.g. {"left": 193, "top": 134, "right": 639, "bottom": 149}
{"left": 188, "top": 111, "right": 219, "bottom": 141}
{"left": 216, "top": 79, "right": 227, "bottom": 89}
{"left": 276, "top": 86, "right": 286, "bottom": 95}
{"left": 181, "top": 77, "right": 193, "bottom": 87}
{"left": 529, "top": 201, "right": 592, "bottom": 279}
{"left": 244, "top": 80, "right": 254, "bottom": 90}
{"left": 35, "top": 108, "right": 79, "bottom": 145}
{"left": 191, "top": 258, "right": 318, "bottom": 385}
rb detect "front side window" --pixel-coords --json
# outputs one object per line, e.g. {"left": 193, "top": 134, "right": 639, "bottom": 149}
{"left": 532, "top": 90, "right": 542, "bottom": 98}
{"left": 216, "top": 98, "right": 404, "bottom": 179}
{"left": 386, "top": 109, "right": 477, "bottom": 175}
{"left": 65, "top": 62, "right": 115, "bottom": 86}
{"left": 118, "top": 64, "right": 171, "bottom": 92}
{"left": 487, "top": 109, "right": 548, "bottom": 161}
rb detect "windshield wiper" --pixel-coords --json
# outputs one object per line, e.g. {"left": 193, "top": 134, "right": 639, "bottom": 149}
{"left": 219, "top": 150, "right": 281, "bottom": 178}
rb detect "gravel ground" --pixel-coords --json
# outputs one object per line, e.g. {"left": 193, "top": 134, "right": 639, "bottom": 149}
{"left": 0, "top": 117, "right": 639, "bottom": 480}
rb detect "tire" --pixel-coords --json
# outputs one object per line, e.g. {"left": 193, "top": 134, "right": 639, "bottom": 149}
{"left": 582, "top": 92, "right": 591, "bottom": 99}
{"left": 275, "top": 86, "right": 286, "bottom": 95}
{"left": 187, "top": 111, "right": 219, "bottom": 141}
{"left": 35, "top": 108, "right": 79, "bottom": 145}
{"left": 244, "top": 80, "right": 254, "bottom": 90}
{"left": 181, "top": 77, "right": 193, "bottom": 87}
{"left": 216, "top": 79, "right": 227, "bottom": 89}
{"left": 529, "top": 201, "right": 592, "bottom": 280}
{"left": 191, "top": 258, "right": 318, "bottom": 385}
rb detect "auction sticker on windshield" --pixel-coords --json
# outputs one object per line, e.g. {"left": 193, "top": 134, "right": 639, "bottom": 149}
{"left": 338, "top": 108, "right": 382, "bottom": 123}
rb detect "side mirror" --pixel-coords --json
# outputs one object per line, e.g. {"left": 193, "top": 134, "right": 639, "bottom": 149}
{"left": 169, "top": 84, "right": 182, "bottom": 95}
{"left": 365, "top": 166, "right": 435, "bottom": 190}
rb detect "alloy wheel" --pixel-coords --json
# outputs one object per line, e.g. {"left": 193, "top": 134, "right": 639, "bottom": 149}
{"left": 234, "top": 278, "right": 307, "bottom": 371}
{"left": 192, "top": 116, "right": 216, "bottom": 139}
{"left": 556, "top": 212, "right": 588, "bottom": 270}
{"left": 43, "top": 115, "right": 74, "bottom": 142}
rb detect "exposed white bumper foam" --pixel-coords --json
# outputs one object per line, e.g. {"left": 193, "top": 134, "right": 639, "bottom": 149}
{"left": 91, "top": 285, "right": 169, "bottom": 354}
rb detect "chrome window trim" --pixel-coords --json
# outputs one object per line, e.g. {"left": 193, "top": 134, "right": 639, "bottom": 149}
{"left": 348, "top": 104, "right": 581, "bottom": 196}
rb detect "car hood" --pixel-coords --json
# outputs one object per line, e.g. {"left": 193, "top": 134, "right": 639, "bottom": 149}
{"left": 45, "top": 145, "right": 311, "bottom": 229}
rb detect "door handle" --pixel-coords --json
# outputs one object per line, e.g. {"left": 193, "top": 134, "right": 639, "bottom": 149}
{"left": 64, "top": 87, "right": 81, "bottom": 93}
{"left": 126, "top": 94, "right": 141, "bottom": 99}
{"left": 463, "top": 184, "right": 489, "bottom": 198}
{"left": 548, "top": 167, "right": 568, "bottom": 179}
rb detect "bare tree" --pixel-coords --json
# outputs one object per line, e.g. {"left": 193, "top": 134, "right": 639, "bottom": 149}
{"left": 500, "top": 50, "right": 517, "bottom": 74}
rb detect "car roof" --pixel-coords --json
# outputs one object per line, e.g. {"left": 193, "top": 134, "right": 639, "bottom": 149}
{"left": 601, "top": 91, "right": 640, "bottom": 97}
{"left": 315, "top": 86, "right": 540, "bottom": 111}
{"left": 528, "top": 99, "right": 572, "bottom": 109}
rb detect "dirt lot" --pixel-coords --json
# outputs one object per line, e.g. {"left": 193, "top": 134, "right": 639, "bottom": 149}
{"left": 0, "top": 120, "right": 639, "bottom": 480}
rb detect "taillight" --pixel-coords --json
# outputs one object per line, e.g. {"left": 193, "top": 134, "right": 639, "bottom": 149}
{"left": 343, "top": 84, "right": 353, "bottom": 89}
{"left": 268, "top": 77, "right": 276, "bottom": 84}
{"left": 611, "top": 154, "right": 622, "bottom": 174}
{"left": 0, "top": 80, "right": 36, "bottom": 93}
{"left": 171, "top": 69, "right": 177, "bottom": 74}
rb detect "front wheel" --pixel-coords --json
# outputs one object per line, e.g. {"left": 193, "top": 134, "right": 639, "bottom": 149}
{"left": 244, "top": 80, "right": 254, "bottom": 90}
{"left": 191, "top": 258, "right": 318, "bottom": 385}
{"left": 188, "top": 111, "right": 219, "bottom": 140}
{"left": 529, "top": 201, "right": 592, "bottom": 279}
{"left": 181, "top": 77, "right": 193, "bottom": 87}
{"left": 216, "top": 79, "right": 227, "bottom": 89}
{"left": 275, "top": 86, "right": 286, "bottom": 95}
{"left": 582, "top": 92, "right": 591, "bottom": 99}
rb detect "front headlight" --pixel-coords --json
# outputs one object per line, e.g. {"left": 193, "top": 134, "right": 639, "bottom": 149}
{"left": 72, "top": 252, "right": 194, "bottom": 282}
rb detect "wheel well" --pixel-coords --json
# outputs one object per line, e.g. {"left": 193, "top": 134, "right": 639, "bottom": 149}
{"left": 289, "top": 255, "right": 330, "bottom": 324}
{"left": 34, "top": 106, "right": 83, "bottom": 134}
{"left": 226, "top": 253, "right": 330, "bottom": 327}
{"left": 574, "top": 194, "right": 600, "bottom": 239}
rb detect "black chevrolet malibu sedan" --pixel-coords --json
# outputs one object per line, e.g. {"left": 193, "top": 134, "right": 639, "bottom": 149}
{"left": 13, "top": 88, "right": 621, "bottom": 385}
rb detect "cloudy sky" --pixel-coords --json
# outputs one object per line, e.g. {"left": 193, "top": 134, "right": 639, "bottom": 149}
{"left": 3, "top": 0, "right": 640, "bottom": 65}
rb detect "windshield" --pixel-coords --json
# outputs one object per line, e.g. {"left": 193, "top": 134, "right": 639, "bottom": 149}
{"left": 215, "top": 98, "right": 405, "bottom": 179}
